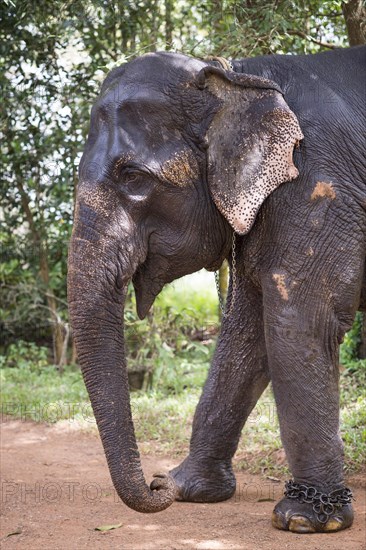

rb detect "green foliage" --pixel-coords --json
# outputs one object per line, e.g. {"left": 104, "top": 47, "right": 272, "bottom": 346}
{"left": 341, "top": 395, "right": 366, "bottom": 472}
{"left": 0, "top": 233, "right": 50, "bottom": 345}
{"left": 340, "top": 312, "right": 363, "bottom": 364}
{"left": 0, "top": 340, "right": 49, "bottom": 370}
{"left": 150, "top": 340, "right": 211, "bottom": 394}
{"left": 340, "top": 356, "right": 366, "bottom": 404}
{"left": 198, "top": 0, "right": 347, "bottom": 58}
{"left": 0, "top": 0, "right": 353, "bottom": 356}
{"left": 339, "top": 353, "right": 366, "bottom": 472}
{"left": 124, "top": 276, "right": 218, "bottom": 392}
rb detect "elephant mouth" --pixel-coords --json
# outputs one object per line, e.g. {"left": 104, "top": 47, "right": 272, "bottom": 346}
{"left": 132, "top": 263, "right": 165, "bottom": 319}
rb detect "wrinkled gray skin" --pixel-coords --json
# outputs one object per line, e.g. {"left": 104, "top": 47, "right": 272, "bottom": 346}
{"left": 68, "top": 46, "right": 366, "bottom": 532}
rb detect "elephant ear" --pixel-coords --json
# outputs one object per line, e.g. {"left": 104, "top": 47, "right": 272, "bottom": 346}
{"left": 198, "top": 66, "right": 303, "bottom": 235}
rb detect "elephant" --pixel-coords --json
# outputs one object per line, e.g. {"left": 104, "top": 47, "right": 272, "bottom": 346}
{"left": 68, "top": 45, "right": 365, "bottom": 533}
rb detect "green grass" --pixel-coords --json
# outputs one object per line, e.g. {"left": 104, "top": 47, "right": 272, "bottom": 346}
{"left": 0, "top": 362, "right": 89, "bottom": 423}
{"left": 132, "top": 390, "right": 201, "bottom": 456}
{"left": 1, "top": 360, "right": 364, "bottom": 476}
{"left": 339, "top": 359, "right": 366, "bottom": 473}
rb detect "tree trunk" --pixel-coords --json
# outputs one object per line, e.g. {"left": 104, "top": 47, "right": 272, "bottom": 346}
{"left": 218, "top": 260, "right": 229, "bottom": 320}
{"left": 71, "top": 338, "right": 78, "bottom": 364}
{"left": 165, "top": 0, "right": 173, "bottom": 49}
{"left": 40, "top": 250, "right": 64, "bottom": 367}
{"left": 342, "top": 0, "right": 366, "bottom": 45}
{"left": 150, "top": 0, "right": 158, "bottom": 51}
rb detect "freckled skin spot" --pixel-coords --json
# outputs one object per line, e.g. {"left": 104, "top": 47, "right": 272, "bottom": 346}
{"left": 311, "top": 181, "right": 336, "bottom": 201}
{"left": 112, "top": 153, "right": 133, "bottom": 179}
{"left": 78, "top": 186, "right": 114, "bottom": 218}
{"left": 161, "top": 150, "right": 198, "bottom": 187}
{"left": 272, "top": 273, "right": 289, "bottom": 301}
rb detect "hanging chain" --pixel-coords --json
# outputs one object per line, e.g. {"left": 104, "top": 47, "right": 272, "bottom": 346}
{"left": 215, "top": 232, "right": 237, "bottom": 318}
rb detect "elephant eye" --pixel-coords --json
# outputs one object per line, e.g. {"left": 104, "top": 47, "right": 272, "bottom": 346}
{"left": 125, "top": 173, "right": 139, "bottom": 185}
{"left": 119, "top": 170, "right": 154, "bottom": 199}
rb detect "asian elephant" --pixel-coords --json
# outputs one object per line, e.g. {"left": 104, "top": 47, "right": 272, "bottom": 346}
{"left": 67, "top": 45, "right": 365, "bottom": 533}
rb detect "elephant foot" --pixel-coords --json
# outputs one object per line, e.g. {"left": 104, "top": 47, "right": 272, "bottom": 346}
{"left": 272, "top": 480, "right": 354, "bottom": 533}
{"left": 169, "top": 456, "right": 236, "bottom": 503}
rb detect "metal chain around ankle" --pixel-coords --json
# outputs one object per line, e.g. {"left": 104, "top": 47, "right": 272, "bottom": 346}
{"left": 284, "top": 480, "right": 354, "bottom": 524}
{"left": 215, "top": 232, "right": 237, "bottom": 318}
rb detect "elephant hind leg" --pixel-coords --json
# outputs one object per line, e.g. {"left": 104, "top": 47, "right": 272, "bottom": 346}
{"left": 170, "top": 274, "right": 269, "bottom": 502}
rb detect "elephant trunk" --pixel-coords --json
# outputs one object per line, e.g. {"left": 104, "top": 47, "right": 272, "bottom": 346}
{"left": 67, "top": 220, "right": 176, "bottom": 513}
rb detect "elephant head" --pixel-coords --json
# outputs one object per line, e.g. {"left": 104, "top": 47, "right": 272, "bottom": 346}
{"left": 67, "top": 52, "right": 303, "bottom": 513}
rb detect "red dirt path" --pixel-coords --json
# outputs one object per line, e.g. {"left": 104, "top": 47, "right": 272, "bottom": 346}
{"left": 1, "top": 419, "right": 365, "bottom": 549}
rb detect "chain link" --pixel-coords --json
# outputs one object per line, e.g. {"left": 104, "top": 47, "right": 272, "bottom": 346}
{"left": 215, "top": 232, "right": 237, "bottom": 318}
{"left": 284, "top": 480, "right": 354, "bottom": 524}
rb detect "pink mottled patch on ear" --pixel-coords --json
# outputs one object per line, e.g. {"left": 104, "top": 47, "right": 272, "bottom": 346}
{"left": 205, "top": 78, "right": 303, "bottom": 235}
{"left": 228, "top": 109, "right": 302, "bottom": 234}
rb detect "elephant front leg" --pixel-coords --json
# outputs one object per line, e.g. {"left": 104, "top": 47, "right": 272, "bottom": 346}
{"left": 170, "top": 275, "right": 269, "bottom": 502}
{"left": 263, "top": 280, "right": 355, "bottom": 533}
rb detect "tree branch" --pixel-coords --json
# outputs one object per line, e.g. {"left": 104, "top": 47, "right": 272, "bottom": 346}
{"left": 287, "top": 30, "right": 337, "bottom": 49}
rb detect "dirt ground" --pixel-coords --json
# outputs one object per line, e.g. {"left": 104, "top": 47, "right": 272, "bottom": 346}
{"left": 1, "top": 419, "right": 365, "bottom": 550}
